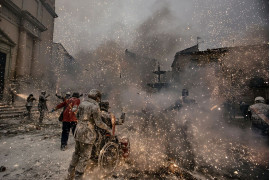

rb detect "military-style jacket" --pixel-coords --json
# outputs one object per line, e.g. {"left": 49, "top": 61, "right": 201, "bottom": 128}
{"left": 248, "top": 103, "right": 269, "bottom": 125}
{"left": 100, "top": 111, "right": 125, "bottom": 126}
{"left": 74, "top": 98, "right": 112, "bottom": 144}
{"left": 101, "top": 111, "right": 113, "bottom": 128}
{"left": 38, "top": 94, "right": 48, "bottom": 111}
{"left": 26, "top": 96, "right": 36, "bottom": 107}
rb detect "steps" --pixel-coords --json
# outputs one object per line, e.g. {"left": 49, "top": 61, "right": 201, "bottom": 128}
{"left": 0, "top": 103, "right": 39, "bottom": 119}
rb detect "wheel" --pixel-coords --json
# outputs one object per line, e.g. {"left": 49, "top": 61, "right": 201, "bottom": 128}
{"left": 98, "top": 142, "right": 120, "bottom": 172}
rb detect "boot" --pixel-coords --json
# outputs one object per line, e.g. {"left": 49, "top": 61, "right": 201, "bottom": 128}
{"left": 61, "top": 145, "right": 67, "bottom": 151}
{"left": 65, "top": 166, "right": 75, "bottom": 180}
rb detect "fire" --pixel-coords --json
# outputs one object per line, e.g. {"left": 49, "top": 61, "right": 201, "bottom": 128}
{"left": 167, "top": 161, "right": 183, "bottom": 177}
{"left": 16, "top": 94, "right": 28, "bottom": 100}
{"left": 210, "top": 105, "right": 218, "bottom": 111}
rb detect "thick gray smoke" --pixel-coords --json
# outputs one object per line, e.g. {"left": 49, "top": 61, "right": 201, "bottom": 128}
{"left": 130, "top": 6, "right": 184, "bottom": 68}
{"left": 53, "top": 0, "right": 268, "bottom": 93}
{"left": 115, "top": 66, "right": 268, "bottom": 179}
{"left": 54, "top": 0, "right": 268, "bottom": 53}
{"left": 54, "top": 5, "right": 188, "bottom": 96}
{"left": 51, "top": 0, "right": 268, "bottom": 178}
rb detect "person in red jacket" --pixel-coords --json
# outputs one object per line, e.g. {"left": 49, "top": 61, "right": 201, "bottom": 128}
{"left": 51, "top": 92, "right": 81, "bottom": 151}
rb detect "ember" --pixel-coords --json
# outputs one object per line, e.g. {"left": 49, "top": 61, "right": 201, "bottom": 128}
{"left": 0, "top": 0, "right": 268, "bottom": 179}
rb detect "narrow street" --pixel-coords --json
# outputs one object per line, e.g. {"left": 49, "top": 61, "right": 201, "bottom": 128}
{"left": 0, "top": 111, "right": 268, "bottom": 180}
{"left": 0, "top": 1, "right": 268, "bottom": 179}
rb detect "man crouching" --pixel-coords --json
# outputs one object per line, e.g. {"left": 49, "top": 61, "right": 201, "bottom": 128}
{"left": 66, "top": 89, "right": 112, "bottom": 180}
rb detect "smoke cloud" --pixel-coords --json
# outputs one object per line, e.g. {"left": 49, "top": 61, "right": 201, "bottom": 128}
{"left": 51, "top": 0, "right": 268, "bottom": 178}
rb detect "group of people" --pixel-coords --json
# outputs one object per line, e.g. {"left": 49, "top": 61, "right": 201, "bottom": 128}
{"left": 25, "top": 91, "right": 49, "bottom": 123}
{"left": 24, "top": 88, "right": 268, "bottom": 179}
{"left": 50, "top": 89, "right": 124, "bottom": 180}
{"left": 25, "top": 89, "right": 125, "bottom": 179}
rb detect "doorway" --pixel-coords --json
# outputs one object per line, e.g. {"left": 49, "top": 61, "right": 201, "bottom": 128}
{"left": 0, "top": 52, "right": 6, "bottom": 100}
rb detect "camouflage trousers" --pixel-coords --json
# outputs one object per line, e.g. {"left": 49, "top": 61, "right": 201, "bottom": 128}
{"left": 68, "top": 141, "right": 93, "bottom": 177}
{"left": 39, "top": 109, "right": 45, "bottom": 123}
{"left": 26, "top": 106, "right": 32, "bottom": 120}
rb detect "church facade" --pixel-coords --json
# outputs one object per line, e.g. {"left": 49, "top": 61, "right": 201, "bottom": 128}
{"left": 0, "top": 0, "right": 57, "bottom": 101}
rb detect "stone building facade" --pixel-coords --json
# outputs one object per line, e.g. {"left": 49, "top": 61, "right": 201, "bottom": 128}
{"left": 0, "top": 0, "right": 57, "bottom": 101}
{"left": 171, "top": 44, "right": 269, "bottom": 104}
{"left": 52, "top": 43, "right": 78, "bottom": 93}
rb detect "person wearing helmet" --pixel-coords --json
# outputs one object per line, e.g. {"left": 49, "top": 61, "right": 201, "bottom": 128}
{"left": 38, "top": 91, "right": 50, "bottom": 123}
{"left": 248, "top": 96, "right": 269, "bottom": 136}
{"left": 66, "top": 89, "right": 111, "bottom": 180}
{"left": 51, "top": 92, "right": 81, "bottom": 151}
{"left": 25, "top": 94, "right": 36, "bottom": 120}
{"left": 91, "top": 100, "right": 125, "bottom": 159}
{"left": 55, "top": 92, "right": 71, "bottom": 101}
{"left": 100, "top": 100, "right": 125, "bottom": 126}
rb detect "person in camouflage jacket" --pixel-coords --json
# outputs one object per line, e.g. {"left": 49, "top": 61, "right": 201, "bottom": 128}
{"left": 66, "top": 89, "right": 111, "bottom": 180}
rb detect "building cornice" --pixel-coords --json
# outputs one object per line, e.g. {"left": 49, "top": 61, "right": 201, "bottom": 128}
{"left": 0, "top": 28, "right": 16, "bottom": 46}
{"left": 172, "top": 43, "right": 269, "bottom": 67}
{"left": 21, "top": 10, "right": 47, "bottom": 32}
{"left": 1, "top": 0, "right": 22, "bottom": 16}
{"left": 1, "top": 0, "right": 47, "bottom": 32}
{"left": 40, "top": 0, "right": 58, "bottom": 18}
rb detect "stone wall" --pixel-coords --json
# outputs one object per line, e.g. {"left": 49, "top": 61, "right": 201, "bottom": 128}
{"left": 0, "top": 0, "right": 57, "bottom": 101}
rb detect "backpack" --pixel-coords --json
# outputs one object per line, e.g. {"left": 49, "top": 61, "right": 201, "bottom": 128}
{"left": 59, "top": 111, "right": 64, "bottom": 121}
{"left": 58, "top": 99, "right": 72, "bottom": 121}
